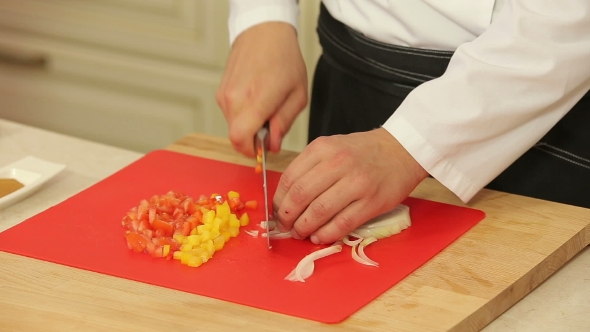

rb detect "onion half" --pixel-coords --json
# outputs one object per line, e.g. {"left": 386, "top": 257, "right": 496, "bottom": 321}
{"left": 352, "top": 204, "right": 411, "bottom": 240}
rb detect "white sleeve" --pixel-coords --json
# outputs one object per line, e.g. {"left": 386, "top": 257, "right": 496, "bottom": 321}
{"left": 228, "top": 0, "right": 300, "bottom": 45}
{"left": 382, "top": 0, "right": 590, "bottom": 202}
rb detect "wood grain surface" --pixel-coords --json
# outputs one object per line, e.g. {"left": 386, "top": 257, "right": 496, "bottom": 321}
{"left": 1, "top": 132, "right": 588, "bottom": 332}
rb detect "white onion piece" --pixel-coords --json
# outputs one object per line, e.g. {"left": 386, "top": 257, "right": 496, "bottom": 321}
{"left": 244, "top": 230, "right": 259, "bottom": 237}
{"left": 341, "top": 235, "right": 363, "bottom": 247}
{"left": 351, "top": 243, "right": 377, "bottom": 267}
{"left": 259, "top": 220, "right": 277, "bottom": 230}
{"left": 358, "top": 237, "right": 379, "bottom": 266}
{"left": 352, "top": 204, "right": 411, "bottom": 240}
{"left": 261, "top": 228, "right": 292, "bottom": 239}
{"left": 284, "top": 269, "right": 298, "bottom": 282}
{"left": 268, "top": 232, "right": 292, "bottom": 239}
{"left": 285, "top": 245, "right": 343, "bottom": 282}
{"left": 348, "top": 232, "right": 363, "bottom": 239}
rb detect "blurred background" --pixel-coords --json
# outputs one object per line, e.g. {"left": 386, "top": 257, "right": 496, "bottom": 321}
{"left": 0, "top": 0, "right": 321, "bottom": 153}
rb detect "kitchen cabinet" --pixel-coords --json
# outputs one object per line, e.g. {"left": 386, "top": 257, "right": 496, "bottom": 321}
{"left": 0, "top": 0, "right": 321, "bottom": 153}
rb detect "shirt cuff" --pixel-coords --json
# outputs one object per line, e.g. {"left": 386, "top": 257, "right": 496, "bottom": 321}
{"left": 228, "top": 0, "right": 300, "bottom": 45}
{"left": 382, "top": 115, "right": 481, "bottom": 203}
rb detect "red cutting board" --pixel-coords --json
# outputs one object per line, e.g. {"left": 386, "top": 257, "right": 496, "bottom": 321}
{"left": 0, "top": 150, "right": 485, "bottom": 324}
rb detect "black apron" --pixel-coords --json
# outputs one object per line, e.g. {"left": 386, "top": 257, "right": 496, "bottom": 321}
{"left": 308, "top": 4, "right": 590, "bottom": 209}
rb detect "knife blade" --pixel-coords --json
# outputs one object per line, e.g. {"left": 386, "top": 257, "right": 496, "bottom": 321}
{"left": 255, "top": 121, "right": 272, "bottom": 249}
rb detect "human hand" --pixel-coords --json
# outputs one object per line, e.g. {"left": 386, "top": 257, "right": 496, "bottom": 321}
{"left": 216, "top": 22, "right": 308, "bottom": 157}
{"left": 272, "top": 128, "right": 428, "bottom": 244}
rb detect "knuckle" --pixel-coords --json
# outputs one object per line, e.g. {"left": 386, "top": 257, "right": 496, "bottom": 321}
{"left": 333, "top": 214, "right": 357, "bottom": 233}
{"left": 310, "top": 201, "right": 329, "bottom": 220}
{"left": 228, "top": 129, "right": 242, "bottom": 147}
{"left": 289, "top": 182, "right": 307, "bottom": 205}
{"left": 228, "top": 129, "right": 247, "bottom": 154}
{"left": 294, "top": 89, "right": 308, "bottom": 111}
{"left": 215, "top": 88, "right": 225, "bottom": 108}
{"left": 352, "top": 169, "right": 371, "bottom": 187}
{"left": 278, "top": 172, "right": 294, "bottom": 193}
{"left": 221, "top": 85, "right": 240, "bottom": 110}
{"left": 292, "top": 217, "right": 310, "bottom": 237}
{"left": 308, "top": 136, "right": 330, "bottom": 152}
{"left": 330, "top": 150, "right": 352, "bottom": 167}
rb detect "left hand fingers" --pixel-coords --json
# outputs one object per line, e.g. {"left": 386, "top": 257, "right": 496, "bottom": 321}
{"left": 288, "top": 177, "right": 361, "bottom": 240}
{"left": 272, "top": 141, "right": 324, "bottom": 232}
{"left": 273, "top": 163, "right": 340, "bottom": 234}
{"left": 310, "top": 198, "right": 376, "bottom": 244}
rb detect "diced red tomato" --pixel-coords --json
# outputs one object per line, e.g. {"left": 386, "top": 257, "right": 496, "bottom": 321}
{"left": 122, "top": 190, "right": 257, "bottom": 264}
{"left": 125, "top": 232, "right": 147, "bottom": 253}
{"left": 228, "top": 197, "right": 243, "bottom": 212}
{"left": 244, "top": 200, "right": 258, "bottom": 210}
{"left": 148, "top": 206, "right": 156, "bottom": 223}
{"left": 152, "top": 219, "right": 173, "bottom": 237}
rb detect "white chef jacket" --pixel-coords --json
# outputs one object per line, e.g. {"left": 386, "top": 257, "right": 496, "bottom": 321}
{"left": 227, "top": 0, "right": 590, "bottom": 203}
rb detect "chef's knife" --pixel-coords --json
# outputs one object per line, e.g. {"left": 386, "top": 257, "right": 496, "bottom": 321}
{"left": 255, "top": 121, "right": 272, "bottom": 249}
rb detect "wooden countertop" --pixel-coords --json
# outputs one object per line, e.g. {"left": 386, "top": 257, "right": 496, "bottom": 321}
{"left": 1, "top": 128, "right": 589, "bottom": 332}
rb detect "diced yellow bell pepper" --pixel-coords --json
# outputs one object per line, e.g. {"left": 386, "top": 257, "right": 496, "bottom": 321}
{"left": 163, "top": 245, "right": 170, "bottom": 257}
{"left": 229, "top": 214, "right": 240, "bottom": 228}
{"left": 173, "top": 251, "right": 183, "bottom": 260}
{"left": 239, "top": 212, "right": 250, "bottom": 227}
{"left": 229, "top": 226, "right": 239, "bottom": 238}
{"left": 180, "top": 252, "right": 192, "bottom": 265}
{"left": 187, "top": 234, "right": 200, "bottom": 246}
{"left": 221, "top": 230, "right": 232, "bottom": 242}
{"left": 196, "top": 224, "right": 207, "bottom": 234}
{"left": 203, "top": 210, "right": 215, "bottom": 225}
{"left": 187, "top": 255, "right": 203, "bottom": 267}
{"left": 180, "top": 244, "right": 193, "bottom": 252}
{"left": 199, "top": 229, "right": 212, "bottom": 242}
{"left": 173, "top": 234, "right": 185, "bottom": 244}
{"left": 210, "top": 228, "right": 220, "bottom": 239}
{"left": 204, "top": 240, "right": 215, "bottom": 255}
{"left": 200, "top": 251, "right": 211, "bottom": 263}
{"left": 216, "top": 201, "right": 230, "bottom": 222}
{"left": 212, "top": 217, "right": 223, "bottom": 230}
{"left": 227, "top": 191, "right": 240, "bottom": 199}
{"left": 213, "top": 236, "right": 225, "bottom": 251}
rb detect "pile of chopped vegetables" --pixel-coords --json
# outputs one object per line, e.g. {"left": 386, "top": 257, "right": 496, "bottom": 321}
{"left": 121, "top": 190, "right": 257, "bottom": 267}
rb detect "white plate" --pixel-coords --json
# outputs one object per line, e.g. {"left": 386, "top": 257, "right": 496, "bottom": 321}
{"left": 0, "top": 156, "right": 66, "bottom": 210}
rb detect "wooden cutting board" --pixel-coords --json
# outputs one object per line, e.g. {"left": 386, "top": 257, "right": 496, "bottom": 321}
{"left": 0, "top": 132, "right": 588, "bottom": 332}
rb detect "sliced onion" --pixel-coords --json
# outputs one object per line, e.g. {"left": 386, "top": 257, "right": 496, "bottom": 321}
{"left": 267, "top": 232, "right": 292, "bottom": 239}
{"left": 284, "top": 245, "right": 343, "bottom": 282}
{"left": 261, "top": 228, "right": 292, "bottom": 239}
{"left": 284, "top": 268, "right": 298, "bottom": 282}
{"left": 259, "top": 220, "right": 277, "bottom": 230}
{"left": 244, "top": 230, "right": 259, "bottom": 237}
{"left": 351, "top": 243, "right": 375, "bottom": 267}
{"left": 358, "top": 237, "right": 379, "bottom": 266}
{"left": 341, "top": 234, "right": 363, "bottom": 247}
